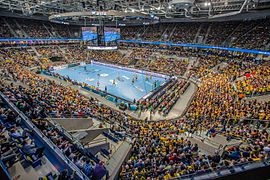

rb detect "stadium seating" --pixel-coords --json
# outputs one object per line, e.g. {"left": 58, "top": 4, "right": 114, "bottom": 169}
{"left": 121, "top": 18, "right": 270, "bottom": 50}
{"left": 0, "top": 15, "right": 270, "bottom": 179}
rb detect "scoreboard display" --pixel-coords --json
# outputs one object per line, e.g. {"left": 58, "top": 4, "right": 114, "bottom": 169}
{"left": 82, "top": 27, "right": 97, "bottom": 40}
{"left": 84, "top": 26, "right": 120, "bottom": 49}
{"left": 104, "top": 27, "right": 120, "bottom": 42}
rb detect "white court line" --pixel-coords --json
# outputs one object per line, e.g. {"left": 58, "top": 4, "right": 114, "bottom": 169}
{"left": 122, "top": 75, "right": 130, "bottom": 80}
{"left": 100, "top": 73, "right": 109, "bottom": 77}
{"left": 86, "top": 78, "right": 95, "bottom": 82}
{"left": 134, "top": 85, "right": 144, "bottom": 92}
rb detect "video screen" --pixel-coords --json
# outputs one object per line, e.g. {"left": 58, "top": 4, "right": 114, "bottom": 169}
{"left": 104, "top": 27, "right": 121, "bottom": 42}
{"left": 82, "top": 27, "right": 97, "bottom": 40}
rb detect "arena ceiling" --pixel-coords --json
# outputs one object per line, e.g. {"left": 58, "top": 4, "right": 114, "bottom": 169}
{"left": 0, "top": 0, "right": 270, "bottom": 22}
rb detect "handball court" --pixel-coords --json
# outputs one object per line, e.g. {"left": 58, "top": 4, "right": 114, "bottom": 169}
{"left": 40, "top": 73, "right": 197, "bottom": 121}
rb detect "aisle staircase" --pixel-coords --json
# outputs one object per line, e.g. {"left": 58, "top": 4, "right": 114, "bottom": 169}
{"left": 2, "top": 17, "right": 18, "bottom": 37}
{"left": 42, "top": 23, "right": 54, "bottom": 37}
{"left": 140, "top": 25, "right": 150, "bottom": 39}
{"left": 49, "top": 23, "right": 61, "bottom": 37}
{"left": 183, "top": 57, "right": 198, "bottom": 77}
{"left": 232, "top": 22, "right": 261, "bottom": 45}
{"left": 193, "top": 23, "right": 203, "bottom": 44}
{"left": 160, "top": 24, "right": 174, "bottom": 41}
{"left": 203, "top": 24, "right": 212, "bottom": 44}
{"left": 57, "top": 46, "right": 70, "bottom": 61}
{"left": 190, "top": 131, "right": 242, "bottom": 155}
{"left": 13, "top": 19, "right": 28, "bottom": 37}
{"left": 106, "top": 140, "right": 133, "bottom": 179}
{"left": 223, "top": 23, "right": 241, "bottom": 46}
{"left": 265, "top": 42, "right": 270, "bottom": 51}
{"left": 168, "top": 24, "right": 177, "bottom": 41}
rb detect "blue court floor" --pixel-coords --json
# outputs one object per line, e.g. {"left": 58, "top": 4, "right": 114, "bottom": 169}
{"left": 53, "top": 63, "right": 166, "bottom": 101}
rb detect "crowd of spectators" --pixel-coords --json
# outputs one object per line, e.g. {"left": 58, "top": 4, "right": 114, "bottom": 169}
{"left": 235, "top": 61, "right": 270, "bottom": 96}
{"left": 187, "top": 58, "right": 270, "bottom": 121}
{"left": 186, "top": 54, "right": 222, "bottom": 79}
{"left": 171, "top": 23, "right": 200, "bottom": 44}
{"left": 119, "top": 48, "right": 270, "bottom": 178}
{"left": 0, "top": 97, "right": 54, "bottom": 178}
{"left": 205, "top": 21, "right": 237, "bottom": 46}
{"left": 0, "top": 89, "right": 107, "bottom": 179}
{"left": 0, "top": 61, "right": 108, "bottom": 179}
{"left": 87, "top": 46, "right": 190, "bottom": 76}
{"left": 0, "top": 17, "right": 80, "bottom": 39}
{"left": 1, "top": 16, "right": 270, "bottom": 50}
{"left": 0, "top": 18, "right": 15, "bottom": 38}
{"left": 0, "top": 39, "right": 270, "bottom": 180}
{"left": 121, "top": 26, "right": 143, "bottom": 40}
{"left": 140, "top": 79, "right": 190, "bottom": 115}
{"left": 143, "top": 24, "right": 169, "bottom": 41}
{"left": 88, "top": 50, "right": 125, "bottom": 64}
{"left": 33, "top": 119, "right": 107, "bottom": 179}
{"left": 147, "top": 57, "right": 188, "bottom": 76}
{"left": 1, "top": 48, "right": 41, "bottom": 67}
{"left": 121, "top": 18, "right": 270, "bottom": 50}
{"left": 120, "top": 116, "right": 270, "bottom": 179}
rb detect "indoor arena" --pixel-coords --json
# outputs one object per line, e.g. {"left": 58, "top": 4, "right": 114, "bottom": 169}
{"left": 0, "top": 0, "right": 270, "bottom": 180}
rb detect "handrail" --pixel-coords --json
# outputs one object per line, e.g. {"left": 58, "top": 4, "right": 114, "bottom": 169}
{"left": 0, "top": 160, "right": 12, "bottom": 180}
{"left": 85, "top": 138, "right": 108, "bottom": 147}
{"left": 0, "top": 92, "right": 89, "bottom": 180}
{"left": 119, "top": 39, "right": 270, "bottom": 55}
{"left": 46, "top": 117, "right": 79, "bottom": 144}
{"left": 121, "top": 157, "right": 270, "bottom": 179}
{"left": 172, "top": 157, "right": 270, "bottom": 179}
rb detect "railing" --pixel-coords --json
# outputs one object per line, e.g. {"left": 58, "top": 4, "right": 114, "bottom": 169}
{"left": 0, "top": 38, "right": 82, "bottom": 41}
{"left": 0, "top": 92, "right": 89, "bottom": 180}
{"left": 119, "top": 39, "right": 270, "bottom": 55}
{"left": 172, "top": 157, "right": 270, "bottom": 179}
{"left": 85, "top": 138, "right": 108, "bottom": 147}
{"left": 46, "top": 117, "right": 81, "bottom": 145}
{"left": 0, "top": 160, "right": 12, "bottom": 180}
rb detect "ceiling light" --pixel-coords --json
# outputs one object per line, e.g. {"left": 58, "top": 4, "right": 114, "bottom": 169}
{"left": 131, "top": 9, "right": 135, "bottom": 12}
{"left": 168, "top": 5, "right": 172, "bottom": 9}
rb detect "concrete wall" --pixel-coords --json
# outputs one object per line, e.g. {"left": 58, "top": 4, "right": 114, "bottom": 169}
{"left": 80, "top": 128, "right": 109, "bottom": 143}
{"left": 52, "top": 118, "right": 93, "bottom": 131}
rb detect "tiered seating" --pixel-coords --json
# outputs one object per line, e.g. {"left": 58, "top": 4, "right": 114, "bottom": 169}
{"left": 0, "top": 17, "right": 81, "bottom": 39}
{"left": 102, "top": 132, "right": 119, "bottom": 143}
{"left": 121, "top": 18, "right": 270, "bottom": 50}
{"left": 1, "top": 86, "right": 107, "bottom": 179}
{"left": 0, "top": 18, "right": 14, "bottom": 38}
{"left": 1, "top": 23, "right": 270, "bottom": 180}
{"left": 235, "top": 61, "right": 270, "bottom": 97}
{"left": 143, "top": 24, "right": 168, "bottom": 41}
{"left": 170, "top": 23, "right": 200, "bottom": 43}
{"left": 231, "top": 19, "right": 270, "bottom": 50}
{"left": 140, "top": 79, "right": 190, "bottom": 115}
{"left": 206, "top": 21, "right": 238, "bottom": 46}
{"left": 0, "top": 97, "right": 68, "bottom": 179}
{"left": 147, "top": 57, "right": 188, "bottom": 76}
{"left": 88, "top": 50, "right": 125, "bottom": 64}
